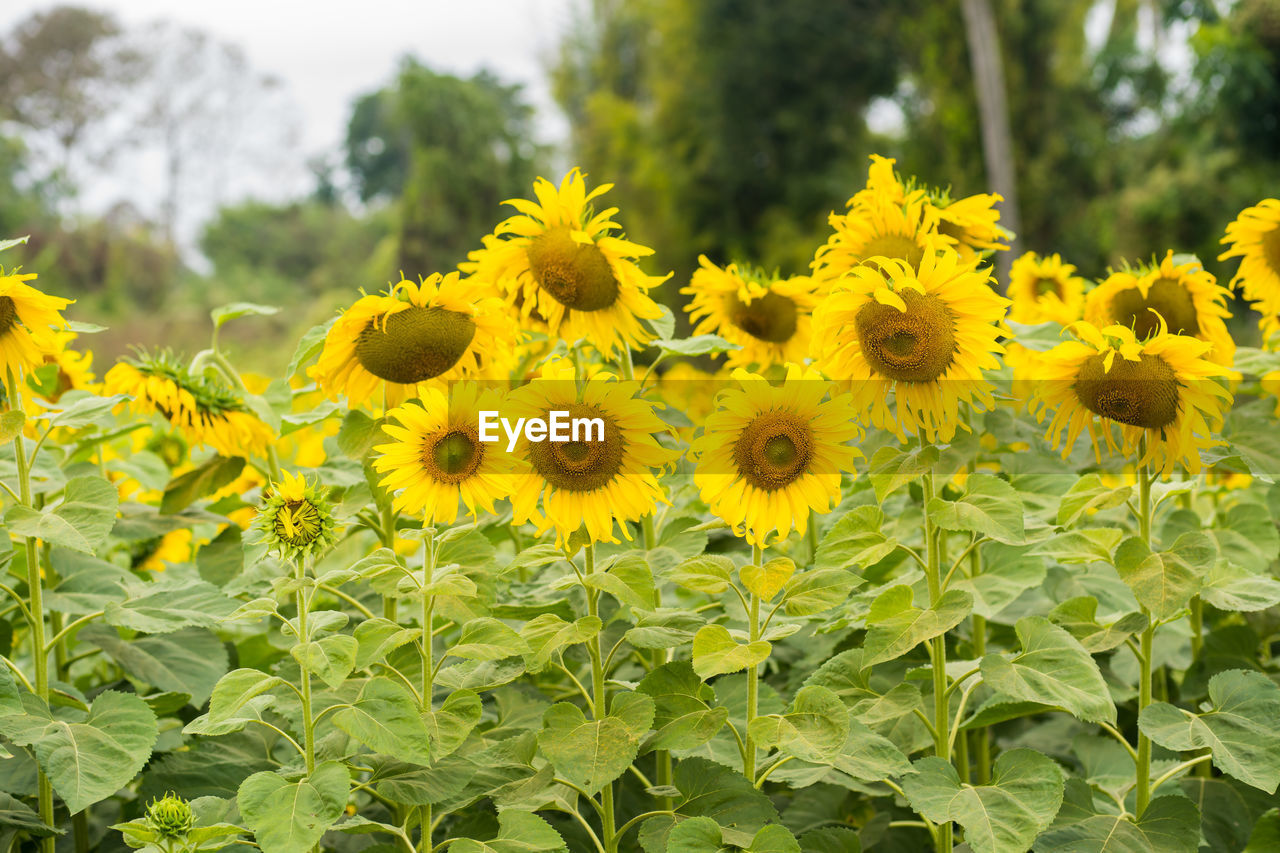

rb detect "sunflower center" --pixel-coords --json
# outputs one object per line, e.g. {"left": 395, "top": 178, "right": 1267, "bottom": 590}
{"left": 1109, "top": 278, "right": 1200, "bottom": 339}
{"left": 860, "top": 234, "right": 925, "bottom": 270}
{"left": 730, "top": 291, "right": 798, "bottom": 343}
{"left": 355, "top": 305, "right": 477, "bottom": 384}
{"left": 428, "top": 429, "right": 483, "bottom": 483}
{"left": 1262, "top": 225, "right": 1280, "bottom": 275}
{"left": 526, "top": 402, "right": 624, "bottom": 492}
{"left": 0, "top": 296, "right": 15, "bottom": 334}
{"left": 1073, "top": 353, "right": 1181, "bottom": 430}
{"left": 1035, "top": 277, "right": 1062, "bottom": 297}
{"left": 733, "top": 410, "right": 814, "bottom": 491}
{"left": 526, "top": 225, "right": 620, "bottom": 311}
{"left": 275, "top": 500, "right": 322, "bottom": 546}
{"left": 854, "top": 289, "right": 957, "bottom": 382}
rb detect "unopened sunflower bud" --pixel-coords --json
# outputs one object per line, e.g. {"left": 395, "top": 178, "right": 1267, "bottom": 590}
{"left": 145, "top": 792, "right": 194, "bottom": 839}
{"left": 254, "top": 470, "right": 339, "bottom": 562}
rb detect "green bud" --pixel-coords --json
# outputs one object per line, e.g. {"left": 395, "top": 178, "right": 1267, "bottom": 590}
{"left": 145, "top": 792, "right": 194, "bottom": 839}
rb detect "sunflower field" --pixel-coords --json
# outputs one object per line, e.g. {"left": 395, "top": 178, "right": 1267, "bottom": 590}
{"left": 1, "top": 159, "right": 1280, "bottom": 853}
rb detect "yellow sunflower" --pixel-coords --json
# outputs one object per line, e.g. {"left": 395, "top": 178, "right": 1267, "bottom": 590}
{"left": 473, "top": 169, "right": 669, "bottom": 357}
{"left": 1219, "top": 198, "right": 1280, "bottom": 337}
{"left": 1028, "top": 321, "right": 1234, "bottom": 477}
{"left": 507, "top": 358, "right": 678, "bottom": 546}
{"left": 373, "top": 382, "right": 513, "bottom": 525}
{"left": 1084, "top": 251, "right": 1234, "bottom": 365}
{"left": 691, "top": 364, "right": 862, "bottom": 547}
{"left": 0, "top": 268, "right": 72, "bottom": 385}
{"left": 847, "top": 153, "right": 910, "bottom": 209}
{"left": 810, "top": 252, "right": 1009, "bottom": 442}
{"left": 310, "top": 272, "right": 515, "bottom": 409}
{"left": 254, "top": 470, "right": 340, "bottom": 563}
{"left": 811, "top": 188, "right": 954, "bottom": 290}
{"left": 681, "top": 256, "right": 818, "bottom": 369}
{"left": 1008, "top": 252, "right": 1085, "bottom": 326}
{"left": 104, "top": 352, "right": 274, "bottom": 458}
{"left": 136, "top": 529, "right": 192, "bottom": 573}
{"left": 932, "top": 191, "right": 1011, "bottom": 261}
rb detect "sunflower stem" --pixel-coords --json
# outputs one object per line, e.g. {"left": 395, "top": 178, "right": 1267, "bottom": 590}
{"left": 922, "top": 462, "right": 952, "bottom": 853}
{"left": 805, "top": 510, "right": 818, "bottom": 567}
{"left": 964, "top": 458, "right": 991, "bottom": 785}
{"left": 584, "top": 544, "right": 616, "bottom": 851}
{"left": 294, "top": 558, "right": 317, "bottom": 777}
{"left": 380, "top": 501, "right": 398, "bottom": 620}
{"left": 418, "top": 522, "right": 436, "bottom": 853}
{"left": 1134, "top": 448, "right": 1155, "bottom": 818}
{"left": 744, "top": 544, "right": 764, "bottom": 784}
{"left": 8, "top": 369, "right": 55, "bottom": 852}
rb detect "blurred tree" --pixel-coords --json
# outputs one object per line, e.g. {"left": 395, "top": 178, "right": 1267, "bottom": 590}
{"left": 345, "top": 60, "right": 542, "bottom": 277}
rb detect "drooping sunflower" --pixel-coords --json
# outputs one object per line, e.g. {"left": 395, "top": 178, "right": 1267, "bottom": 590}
{"left": 310, "top": 272, "right": 515, "bottom": 409}
{"left": 811, "top": 187, "right": 954, "bottom": 290}
{"left": 810, "top": 252, "right": 1010, "bottom": 442}
{"left": 104, "top": 352, "right": 274, "bottom": 458}
{"left": 0, "top": 267, "right": 73, "bottom": 385}
{"left": 507, "top": 358, "right": 678, "bottom": 546}
{"left": 681, "top": 256, "right": 819, "bottom": 369}
{"left": 253, "top": 470, "right": 339, "bottom": 563}
{"left": 1084, "top": 252, "right": 1234, "bottom": 366}
{"left": 1007, "top": 251, "right": 1086, "bottom": 326}
{"left": 691, "top": 364, "right": 862, "bottom": 547}
{"left": 1218, "top": 199, "right": 1280, "bottom": 338}
{"left": 373, "top": 382, "right": 513, "bottom": 525}
{"left": 1028, "top": 321, "right": 1234, "bottom": 477}
{"left": 473, "top": 169, "right": 669, "bottom": 357}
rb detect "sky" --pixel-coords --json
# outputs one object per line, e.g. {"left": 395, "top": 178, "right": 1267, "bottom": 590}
{"left": 1, "top": 0, "right": 576, "bottom": 249}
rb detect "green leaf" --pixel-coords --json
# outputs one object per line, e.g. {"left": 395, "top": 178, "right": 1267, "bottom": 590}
{"left": 1032, "top": 527, "right": 1122, "bottom": 564}
{"left": 337, "top": 410, "right": 383, "bottom": 460}
{"left": 868, "top": 445, "right": 939, "bottom": 503}
{"left": 1212, "top": 502, "right": 1279, "bottom": 574}
{"left": 538, "top": 701, "right": 647, "bottom": 795}
{"left": 636, "top": 661, "right": 728, "bottom": 752}
{"left": 1035, "top": 795, "right": 1199, "bottom": 852}
{"left": 1047, "top": 597, "right": 1147, "bottom": 653}
{"left": 426, "top": 689, "right": 482, "bottom": 757}
{"left": 0, "top": 791, "right": 58, "bottom": 837}
{"left": 41, "top": 393, "right": 128, "bottom": 430}
{"left": 354, "top": 617, "right": 423, "bottom": 670}
{"left": 955, "top": 543, "right": 1046, "bottom": 620}
{"left": 5, "top": 476, "right": 118, "bottom": 554}
{"left": 0, "top": 691, "right": 158, "bottom": 813}
{"left": 979, "top": 616, "right": 1116, "bottom": 724}
{"left": 334, "top": 678, "right": 431, "bottom": 764}
{"left": 927, "top": 473, "right": 1024, "bottom": 543}
{"left": 584, "top": 555, "right": 656, "bottom": 610}
{"left": 653, "top": 334, "right": 740, "bottom": 356}
{"left": 782, "top": 568, "right": 859, "bottom": 616}
{"left": 448, "top": 618, "right": 530, "bottom": 662}
{"left": 815, "top": 506, "right": 897, "bottom": 571}
{"left": 292, "top": 634, "right": 358, "bottom": 689}
{"left": 828, "top": 713, "right": 912, "bottom": 781}
{"left": 520, "top": 614, "right": 601, "bottom": 672}
{"left": 0, "top": 664, "right": 20, "bottom": 716}
{"left": 105, "top": 578, "right": 238, "bottom": 633}
{"left": 1139, "top": 669, "right": 1280, "bottom": 793}
{"left": 1113, "top": 534, "right": 1208, "bottom": 621}
{"left": 212, "top": 301, "right": 279, "bottom": 329}
{"left": 748, "top": 686, "right": 849, "bottom": 763}
{"left": 160, "top": 456, "right": 246, "bottom": 514}
{"left": 740, "top": 557, "right": 796, "bottom": 601}
{"left": 901, "top": 749, "right": 1063, "bottom": 853}
{"left": 0, "top": 411, "right": 24, "bottom": 445}
{"left": 449, "top": 810, "right": 568, "bottom": 853}
{"left": 668, "top": 555, "right": 735, "bottom": 594}
{"left": 691, "top": 624, "right": 772, "bottom": 679}
{"left": 287, "top": 320, "right": 332, "bottom": 379}
{"left": 80, "top": 625, "right": 228, "bottom": 706}
{"left": 638, "top": 758, "right": 779, "bottom": 853}
{"left": 796, "top": 826, "right": 860, "bottom": 853}
{"left": 1200, "top": 561, "right": 1280, "bottom": 612}
{"left": 0, "top": 235, "right": 29, "bottom": 252}
{"left": 667, "top": 817, "right": 800, "bottom": 853}
{"left": 861, "top": 586, "right": 972, "bottom": 668}
{"left": 1058, "top": 474, "right": 1132, "bottom": 526}
{"left": 237, "top": 761, "right": 349, "bottom": 853}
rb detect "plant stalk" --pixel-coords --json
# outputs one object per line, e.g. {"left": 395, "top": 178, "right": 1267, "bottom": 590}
{"left": 1134, "top": 451, "right": 1154, "bottom": 817}
{"left": 294, "top": 559, "right": 317, "bottom": 777}
{"left": 922, "top": 466, "right": 952, "bottom": 853}
{"left": 745, "top": 544, "right": 763, "bottom": 783}
{"left": 585, "top": 544, "right": 616, "bottom": 851}
{"left": 417, "top": 525, "right": 436, "bottom": 852}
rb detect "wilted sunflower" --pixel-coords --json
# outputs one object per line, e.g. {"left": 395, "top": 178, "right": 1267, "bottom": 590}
{"left": 373, "top": 383, "right": 513, "bottom": 524}
{"left": 0, "top": 267, "right": 72, "bottom": 385}
{"left": 508, "top": 358, "right": 677, "bottom": 546}
{"left": 1007, "top": 251, "right": 1085, "bottom": 326}
{"left": 254, "top": 470, "right": 339, "bottom": 562}
{"left": 1085, "top": 252, "right": 1234, "bottom": 366}
{"left": 811, "top": 188, "right": 954, "bottom": 290}
{"left": 474, "top": 169, "right": 668, "bottom": 357}
{"left": 1028, "top": 321, "right": 1234, "bottom": 477}
{"left": 104, "top": 352, "right": 274, "bottom": 457}
{"left": 681, "top": 256, "right": 819, "bottom": 369}
{"left": 310, "top": 273, "right": 515, "bottom": 409}
{"left": 810, "top": 252, "right": 1009, "bottom": 442}
{"left": 691, "top": 364, "right": 861, "bottom": 547}
{"left": 1218, "top": 198, "right": 1280, "bottom": 338}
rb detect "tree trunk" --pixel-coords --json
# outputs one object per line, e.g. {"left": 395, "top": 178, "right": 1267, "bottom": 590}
{"left": 960, "top": 0, "right": 1020, "bottom": 291}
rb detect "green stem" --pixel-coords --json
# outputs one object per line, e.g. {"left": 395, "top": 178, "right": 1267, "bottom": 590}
{"left": 922, "top": 465, "right": 952, "bottom": 853}
{"left": 744, "top": 544, "right": 763, "bottom": 783}
{"left": 418, "top": 524, "right": 436, "bottom": 853}
{"left": 294, "top": 560, "right": 316, "bottom": 776}
{"left": 806, "top": 510, "right": 818, "bottom": 567}
{"left": 585, "top": 544, "right": 616, "bottom": 851}
{"left": 381, "top": 502, "right": 398, "bottom": 620}
{"left": 1134, "top": 451, "right": 1154, "bottom": 817}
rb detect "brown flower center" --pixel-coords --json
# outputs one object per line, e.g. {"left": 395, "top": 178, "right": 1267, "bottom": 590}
{"left": 1109, "top": 278, "right": 1200, "bottom": 339}
{"left": 733, "top": 410, "right": 814, "bottom": 491}
{"left": 526, "top": 226, "right": 620, "bottom": 311}
{"left": 1263, "top": 225, "right": 1280, "bottom": 276}
{"left": 0, "top": 296, "right": 16, "bottom": 334}
{"left": 730, "top": 291, "right": 798, "bottom": 343}
{"left": 859, "top": 234, "right": 925, "bottom": 271}
{"left": 855, "top": 289, "right": 957, "bottom": 382}
{"left": 274, "top": 499, "right": 322, "bottom": 546}
{"left": 1073, "top": 353, "right": 1181, "bottom": 430}
{"left": 526, "top": 402, "right": 624, "bottom": 492}
{"left": 428, "top": 428, "right": 483, "bottom": 484}
{"left": 355, "top": 305, "right": 477, "bottom": 384}
{"left": 1035, "top": 277, "right": 1063, "bottom": 298}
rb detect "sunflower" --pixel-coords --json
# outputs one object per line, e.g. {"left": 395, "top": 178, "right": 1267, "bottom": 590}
{"left": 253, "top": 470, "right": 339, "bottom": 563}
{"left": 373, "top": 382, "right": 513, "bottom": 524}
{"left": 1028, "top": 321, "right": 1234, "bottom": 477}
{"left": 1084, "top": 252, "right": 1234, "bottom": 365}
{"left": 932, "top": 191, "right": 1011, "bottom": 261}
{"left": 0, "top": 267, "right": 72, "bottom": 386}
{"left": 681, "top": 256, "right": 818, "bottom": 369}
{"left": 136, "top": 529, "right": 192, "bottom": 573}
{"left": 473, "top": 169, "right": 669, "bottom": 357}
{"left": 811, "top": 187, "right": 954, "bottom": 290}
{"left": 810, "top": 252, "right": 1009, "bottom": 442}
{"left": 310, "top": 273, "right": 515, "bottom": 409}
{"left": 1008, "top": 252, "right": 1085, "bottom": 326}
{"left": 104, "top": 352, "right": 274, "bottom": 458}
{"left": 847, "top": 153, "right": 909, "bottom": 209}
{"left": 1219, "top": 199, "right": 1280, "bottom": 339}
{"left": 691, "top": 364, "right": 862, "bottom": 547}
{"left": 507, "top": 358, "right": 677, "bottom": 546}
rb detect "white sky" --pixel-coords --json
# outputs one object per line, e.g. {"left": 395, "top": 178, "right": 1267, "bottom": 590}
{"left": 1, "top": 0, "right": 576, "bottom": 247}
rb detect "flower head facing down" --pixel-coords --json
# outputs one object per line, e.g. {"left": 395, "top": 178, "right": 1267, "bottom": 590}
{"left": 254, "top": 471, "right": 339, "bottom": 563}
